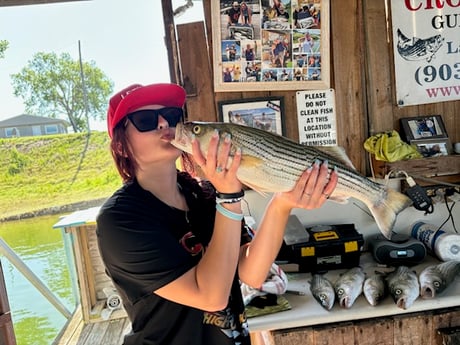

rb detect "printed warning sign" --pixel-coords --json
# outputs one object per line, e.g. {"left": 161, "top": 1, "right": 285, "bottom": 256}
{"left": 296, "top": 89, "right": 337, "bottom": 146}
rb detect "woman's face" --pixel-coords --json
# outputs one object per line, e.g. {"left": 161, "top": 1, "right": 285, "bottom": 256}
{"left": 124, "top": 105, "right": 182, "bottom": 167}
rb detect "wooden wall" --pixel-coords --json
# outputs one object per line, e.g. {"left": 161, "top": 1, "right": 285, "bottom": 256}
{"left": 174, "top": 0, "right": 459, "bottom": 175}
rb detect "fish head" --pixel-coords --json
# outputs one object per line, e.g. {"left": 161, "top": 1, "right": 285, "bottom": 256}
{"left": 419, "top": 270, "right": 444, "bottom": 299}
{"left": 427, "top": 35, "right": 444, "bottom": 53}
{"left": 314, "top": 291, "right": 335, "bottom": 311}
{"left": 172, "top": 122, "right": 217, "bottom": 154}
{"left": 171, "top": 121, "right": 252, "bottom": 156}
{"left": 387, "top": 267, "right": 419, "bottom": 309}
{"left": 363, "top": 276, "right": 386, "bottom": 306}
{"left": 335, "top": 286, "right": 354, "bottom": 309}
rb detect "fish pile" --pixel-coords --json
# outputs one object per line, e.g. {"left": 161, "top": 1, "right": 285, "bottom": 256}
{"left": 172, "top": 122, "right": 412, "bottom": 240}
{"left": 307, "top": 261, "right": 460, "bottom": 311}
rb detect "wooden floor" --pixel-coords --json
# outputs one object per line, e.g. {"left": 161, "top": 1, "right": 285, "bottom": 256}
{"left": 54, "top": 306, "right": 131, "bottom": 345}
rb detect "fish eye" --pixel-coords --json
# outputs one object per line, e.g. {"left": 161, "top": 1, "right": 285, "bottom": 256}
{"left": 337, "top": 289, "right": 344, "bottom": 296}
{"left": 319, "top": 294, "right": 326, "bottom": 301}
{"left": 433, "top": 281, "right": 440, "bottom": 288}
{"left": 395, "top": 289, "right": 402, "bottom": 296}
{"left": 192, "top": 125, "right": 201, "bottom": 135}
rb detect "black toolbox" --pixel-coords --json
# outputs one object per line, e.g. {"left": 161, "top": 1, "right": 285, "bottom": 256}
{"left": 277, "top": 223, "right": 364, "bottom": 273}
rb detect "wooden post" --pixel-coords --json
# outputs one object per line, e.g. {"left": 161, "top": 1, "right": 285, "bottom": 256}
{"left": 0, "top": 260, "right": 17, "bottom": 345}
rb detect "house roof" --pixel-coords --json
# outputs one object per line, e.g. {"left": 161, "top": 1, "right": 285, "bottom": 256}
{"left": 0, "top": 114, "right": 69, "bottom": 127}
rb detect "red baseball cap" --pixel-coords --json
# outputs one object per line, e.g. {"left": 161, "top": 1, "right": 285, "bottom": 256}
{"left": 107, "top": 83, "right": 186, "bottom": 138}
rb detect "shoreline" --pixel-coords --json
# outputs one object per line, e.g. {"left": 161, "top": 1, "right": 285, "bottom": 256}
{"left": 0, "top": 198, "right": 107, "bottom": 223}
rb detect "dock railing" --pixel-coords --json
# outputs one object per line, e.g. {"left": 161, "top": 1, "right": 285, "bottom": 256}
{"left": 0, "top": 260, "right": 16, "bottom": 345}
{"left": 0, "top": 237, "right": 73, "bottom": 321}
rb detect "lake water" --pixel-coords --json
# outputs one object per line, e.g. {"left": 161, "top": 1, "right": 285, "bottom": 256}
{"left": 0, "top": 214, "right": 77, "bottom": 345}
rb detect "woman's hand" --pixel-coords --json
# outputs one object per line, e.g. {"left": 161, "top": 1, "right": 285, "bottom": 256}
{"left": 191, "top": 130, "right": 242, "bottom": 194}
{"left": 273, "top": 160, "right": 338, "bottom": 212}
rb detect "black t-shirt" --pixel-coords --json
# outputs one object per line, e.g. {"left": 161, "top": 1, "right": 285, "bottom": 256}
{"left": 96, "top": 174, "right": 252, "bottom": 345}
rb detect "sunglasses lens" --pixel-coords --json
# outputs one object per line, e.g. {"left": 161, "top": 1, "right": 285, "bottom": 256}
{"left": 160, "top": 107, "right": 184, "bottom": 127}
{"left": 127, "top": 108, "right": 183, "bottom": 132}
{"left": 128, "top": 110, "right": 158, "bottom": 132}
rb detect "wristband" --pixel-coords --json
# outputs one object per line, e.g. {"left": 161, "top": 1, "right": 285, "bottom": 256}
{"left": 216, "top": 196, "right": 243, "bottom": 204}
{"left": 215, "top": 190, "right": 245, "bottom": 199}
{"left": 216, "top": 203, "right": 244, "bottom": 221}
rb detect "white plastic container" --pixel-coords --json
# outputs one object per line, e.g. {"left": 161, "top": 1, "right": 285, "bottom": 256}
{"left": 411, "top": 222, "right": 460, "bottom": 261}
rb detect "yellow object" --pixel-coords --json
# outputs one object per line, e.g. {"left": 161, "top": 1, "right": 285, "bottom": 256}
{"left": 344, "top": 241, "right": 359, "bottom": 253}
{"left": 364, "top": 130, "right": 422, "bottom": 162}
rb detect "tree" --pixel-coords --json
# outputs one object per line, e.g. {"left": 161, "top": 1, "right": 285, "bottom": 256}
{"left": 0, "top": 40, "right": 8, "bottom": 59}
{"left": 11, "top": 51, "right": 114, "bottom": 132}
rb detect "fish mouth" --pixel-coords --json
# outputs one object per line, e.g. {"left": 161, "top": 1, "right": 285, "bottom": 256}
{"left": 396, "top": 297, "right": 407, "bottom": 310}
{"left": 171, "top": 123, "right": 191, "bottom": 152}
{"left": 420, "top": 286, "right": 435, "bottom": 299}
{"left": 339, "top": 297, "right": 350, "bottom": 309}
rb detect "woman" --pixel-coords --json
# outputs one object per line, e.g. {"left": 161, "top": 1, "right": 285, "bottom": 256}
{"left": 96, "top": 83, "right": 338, "bottom": 345}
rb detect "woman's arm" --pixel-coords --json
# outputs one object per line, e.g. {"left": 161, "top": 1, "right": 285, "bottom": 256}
{"left": 238, "top": 161, "right": 338, "bottom": 288}
{"left": 155, "top": 131, "right": 244, "bottom": 312}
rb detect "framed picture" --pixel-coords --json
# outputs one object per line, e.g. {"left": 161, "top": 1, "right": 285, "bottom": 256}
{"left": 414, "top": 139, "right": 451, "bottom": 157}
{"left": 400, "top": 115, "right": 448, "bottom": 142}
{"left": 211, "top": 0, "right": 330, "bottom": 92}
{"left": 218, "top": 96, "right": 285, "bottom": 135}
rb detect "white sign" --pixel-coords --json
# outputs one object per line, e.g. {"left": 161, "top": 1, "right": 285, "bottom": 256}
{"left": 391, "top": 0, "right": 460, "bottom": 106}
{"left": 296, "top": 89, "right": 337, "bottom": 146}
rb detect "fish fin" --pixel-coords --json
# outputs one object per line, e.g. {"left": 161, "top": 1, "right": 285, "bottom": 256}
{"left": 328, "top": 194, "right": 350, "bottom": 204}
{"left": 238, "top": 155, "right": 272, "bottom": 197}
{"left": 241, "top": 154, "right": 264, "bottom": 168}
{"left": 368, "top": 188, "right": 412, "bottom": 240}
{"left": 315, "top": 146, "right": 356, "bottom": 170}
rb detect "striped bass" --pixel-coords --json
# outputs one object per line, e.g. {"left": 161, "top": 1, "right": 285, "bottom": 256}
{"left": 172, "top": 122, "right": 412, "bottom": 239}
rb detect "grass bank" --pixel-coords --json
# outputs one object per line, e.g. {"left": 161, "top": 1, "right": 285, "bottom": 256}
{"left": 0, "top": 131, "right": 122, "bottom": 221}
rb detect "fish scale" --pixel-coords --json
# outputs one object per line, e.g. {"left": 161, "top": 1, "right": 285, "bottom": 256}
{"left": 172, "top": 122, "right": 412, "bottom": 239}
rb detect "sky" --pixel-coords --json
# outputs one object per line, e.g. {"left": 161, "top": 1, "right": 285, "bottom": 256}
{"left": 0, "top": 0, "right": 203, "bottom": 130}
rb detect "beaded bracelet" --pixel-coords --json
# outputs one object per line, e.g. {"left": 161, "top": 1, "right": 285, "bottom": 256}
{"left": 216, "top": 196, "right": 243, "bottom": 204}
{"left": 215, "top": 190, "right": 245, "bottom": 199}
{"left": 216, "top": 203, "right": 244, "bottom": 221}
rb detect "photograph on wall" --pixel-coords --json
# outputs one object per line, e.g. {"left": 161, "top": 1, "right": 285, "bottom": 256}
{"left": 390, "top": 0, "right": 460, "bottom": 106}
{"left": 212, "top": 0, "right": 330, "bottom": 91}
{"left": 414, "top": 139, "right": 451, "bottom": 157}
{"left": 400, "top": 115, "right": 448, "bottom": 142}
{"left": 218, "top": 96, "right": 285, "bottom": 135}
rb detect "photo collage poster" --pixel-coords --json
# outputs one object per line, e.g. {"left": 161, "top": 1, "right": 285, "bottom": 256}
{"left": 217, "top": 0, "right": 324, "bottom": 87}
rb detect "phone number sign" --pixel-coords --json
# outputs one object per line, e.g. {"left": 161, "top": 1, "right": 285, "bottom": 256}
{"left": 391, "top": 0, "right": 460, "bottom": 106}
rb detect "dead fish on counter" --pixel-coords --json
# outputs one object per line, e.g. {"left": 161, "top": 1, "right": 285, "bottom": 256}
{"left": 386, "top": 266, "right": 419, "bottom": 310}
{"left": 419, "top": 261, "right": 460, "bottom": 299}
{"left": 333, "top": 267, "right": 365, "bottom": 309}
{"left": 396, "top": 28, "right": 444, "bottom": 63}
{"left": 310, "top": 274, "right": 335, "bottom": 310}
{"left": 363, "top": 272, "right": 388, "bottom": 306}
{"left": 172, "top": 122, "right": 412, "bottom": 240}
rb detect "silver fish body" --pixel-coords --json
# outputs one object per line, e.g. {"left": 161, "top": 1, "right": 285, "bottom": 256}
{"left": 310, "top": 274, "right": 335, "bottom": 310}
{"left": 419, "top": 261, "right": 460, "bottom": 299}
{"left": 363, "top": 273, "right": 387, "bottom": 306}
{"left": 333, "top": 267, "right": 365, "bottom": 309}
{"left": 386, "top": 266, "right": 419, "bottom": 310}
{"left": 172, "top": 122, "right": 412, "bottom": 239}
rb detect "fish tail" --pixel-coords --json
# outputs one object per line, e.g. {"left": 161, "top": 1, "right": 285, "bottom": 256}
{"left": 368, "top": 188, "right": 412, "bottom": 240}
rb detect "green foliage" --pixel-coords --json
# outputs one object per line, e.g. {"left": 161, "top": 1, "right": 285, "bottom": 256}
{"left": 11, "top": 52, "right": 114, "bottom": 132}
{"left": 7, "top": 148, "right": 29, "bottom": 175}
{"left": 0, "top": 39, "right": 8, "bottom": 59}
{"left": 0, "top": 132, "right": 122, "bottom": 220}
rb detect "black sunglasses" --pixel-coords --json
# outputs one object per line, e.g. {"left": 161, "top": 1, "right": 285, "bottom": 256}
{"left": 126, "top": 107, "right": 184, "bottom": 132}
